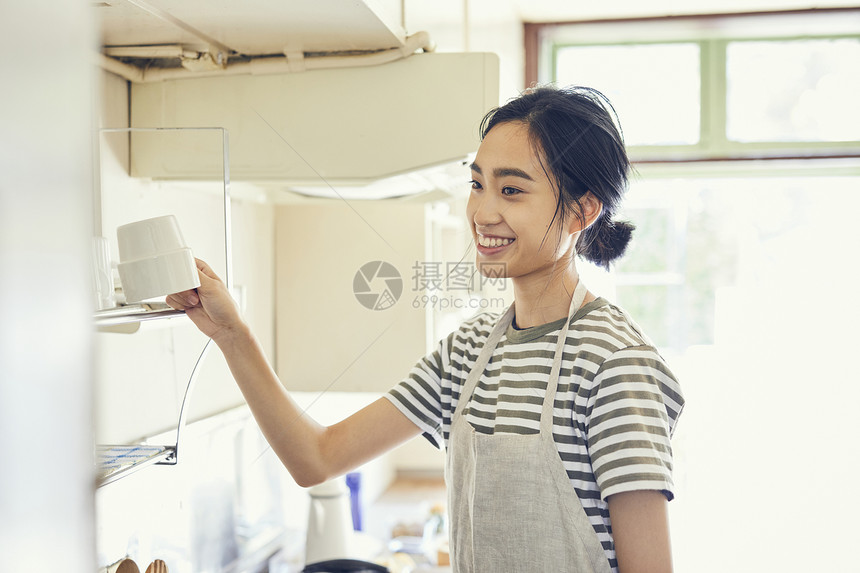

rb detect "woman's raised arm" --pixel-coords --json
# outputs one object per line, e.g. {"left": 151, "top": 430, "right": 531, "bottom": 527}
{"left": 166, "top": 259, "right": 422, "bottom": 487}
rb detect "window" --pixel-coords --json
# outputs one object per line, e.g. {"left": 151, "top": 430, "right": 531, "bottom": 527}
{"left": 555, "top": 43, "right": 701, "bottom": 145}
{"left": 533, "top": 10, "right": 860, "bottom": 161}
{"left": 726, "top": 38, "right": 860, "bottom": 142}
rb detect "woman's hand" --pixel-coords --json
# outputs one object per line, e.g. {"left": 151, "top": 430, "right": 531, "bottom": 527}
{"left": 165, "top": 258, "right": 245, "bottom": 343}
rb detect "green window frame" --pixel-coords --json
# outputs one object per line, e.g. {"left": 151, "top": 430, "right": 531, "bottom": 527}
{"left": 532, "top": 9, "right": 860, "bottom": 163}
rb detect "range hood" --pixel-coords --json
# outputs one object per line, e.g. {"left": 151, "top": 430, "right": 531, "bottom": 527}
{"left": 126, "top": 51, "right": 499, "bottom": 197}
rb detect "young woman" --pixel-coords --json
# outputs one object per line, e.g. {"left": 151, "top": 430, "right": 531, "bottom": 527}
{"left": 167, "top": 86, "right": 684, "bottom": 573}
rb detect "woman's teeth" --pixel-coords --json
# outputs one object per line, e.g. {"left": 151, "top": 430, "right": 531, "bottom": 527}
{"left": 478, "top": 235, "right": 514, "bottom": 248}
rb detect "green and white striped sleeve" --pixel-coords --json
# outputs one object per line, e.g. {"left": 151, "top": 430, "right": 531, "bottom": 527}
{"left": 385, "top": 340, "right": 447, "bottom": 449}
{"left": 586, "top": 345, "right": 685, "bottom": 501}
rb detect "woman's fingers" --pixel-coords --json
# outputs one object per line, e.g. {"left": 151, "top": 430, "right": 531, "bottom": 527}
{"left": 195, "top": 258, "right": 221, "bottom": 283}
{"left": 163, "top": 258, "right": 244, "bottom": 341}
{"left": 165, "top": 294, "right": 178, "bottom": 310}
{"left": 165, "top": 289, "right": 199, "bottom": 310}
{"left": 184, "top": 290, "right": 199, "bottom": 306}
{"left": 165, "top": 294, "right": 185, "bottom": 311}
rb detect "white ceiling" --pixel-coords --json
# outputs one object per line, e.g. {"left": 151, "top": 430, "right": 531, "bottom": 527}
{"left": 96, "top": 0, "right": 858, "bottom": 60}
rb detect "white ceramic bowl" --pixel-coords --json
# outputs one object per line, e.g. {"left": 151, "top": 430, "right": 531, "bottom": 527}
{"left": 117, "top": 248, "right": 199, "bottom": 303}
{"left": 116, "top": 215, "right": 200, "bottom": 303}
{"left": 117, "top": 214, "right": 188, "bottom": 262}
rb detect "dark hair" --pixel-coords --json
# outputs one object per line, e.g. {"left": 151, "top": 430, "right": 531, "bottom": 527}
{"left": 479, "top": 85, "right": 635, "bottom": 270}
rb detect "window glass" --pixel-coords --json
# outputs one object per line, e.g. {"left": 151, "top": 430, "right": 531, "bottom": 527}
{"left": 611, "top": 175, "right": 858, "bottom": 352}
{"left": 726, "top": 38, "right": 860, "bottom": 142}
{"left": 554, "top": 43, "right": 701, "bottom": 145}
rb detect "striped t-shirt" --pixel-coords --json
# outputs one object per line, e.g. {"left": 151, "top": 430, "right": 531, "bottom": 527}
{"left": 385, "top": 298, "right": 685, "bottom": 571}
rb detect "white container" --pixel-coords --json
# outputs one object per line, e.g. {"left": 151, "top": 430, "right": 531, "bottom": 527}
{"left": 116, "top": 215, "right": 200, "bottom": 303}
{"left": 305, "top": 477, "right": 353, "bottom": 565}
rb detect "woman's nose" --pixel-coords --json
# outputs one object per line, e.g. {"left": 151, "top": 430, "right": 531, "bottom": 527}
{"left": 470, "top": 191, "right": 503, "bottom": 226}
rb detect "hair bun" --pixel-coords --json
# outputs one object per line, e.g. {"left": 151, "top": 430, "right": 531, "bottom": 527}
{"left": 577, "top": 217, "right": 635, "bottom": 270}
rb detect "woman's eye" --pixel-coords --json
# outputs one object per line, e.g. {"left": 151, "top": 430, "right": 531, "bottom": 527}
{"left": 469, "top": 179, "right": 482, "bottom": 190}
{"left": 501, "top": 187, "right": 521, "bottom": 196}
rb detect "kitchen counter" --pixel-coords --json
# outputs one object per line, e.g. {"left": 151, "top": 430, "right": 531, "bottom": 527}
{"left": 364, "top": 475, "right": 446, "bottom": 545}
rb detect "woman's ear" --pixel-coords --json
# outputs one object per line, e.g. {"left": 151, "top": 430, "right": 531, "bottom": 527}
{"left": 569, "top": 191, "right": 603, "bottom": 233}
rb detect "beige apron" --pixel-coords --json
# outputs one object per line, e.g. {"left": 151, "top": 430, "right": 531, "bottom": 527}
{"left": 445, "top": 280, "right": 613, "bottom": 573}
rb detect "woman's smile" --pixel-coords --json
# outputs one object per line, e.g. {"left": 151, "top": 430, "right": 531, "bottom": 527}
{"left": 476, "top": 232, "right": 516, "bottom": 253}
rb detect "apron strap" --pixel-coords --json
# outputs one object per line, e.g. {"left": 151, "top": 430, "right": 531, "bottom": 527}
{"left": 451, "top": 303, "right": 516, "bottom": 421}
{"left": 540, "top": 279, "right": 587, "bottom": 434}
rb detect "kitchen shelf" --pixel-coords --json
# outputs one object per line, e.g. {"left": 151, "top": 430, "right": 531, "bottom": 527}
{"left": 94, "top": 302, "right": 186, "bottom": 327}
{"left": 96, "top": 444, "right": 175, "bottom": 486}
{"left": 95, "top": 126, "right": 231, "bottom": 488}
{"left": 94, "top": 337, "right": 213, "bottom": 487}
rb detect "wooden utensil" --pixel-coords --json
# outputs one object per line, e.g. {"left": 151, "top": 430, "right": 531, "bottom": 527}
{"left": 144, "top": 559, "right": 168, "bottom": 573}
{"left": 114, "top": 559, "right": 140, "bottom": 573}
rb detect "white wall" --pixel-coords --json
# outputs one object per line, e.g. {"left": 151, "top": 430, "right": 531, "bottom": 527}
{"left": 406, "top": 16, "right": 524, "bottom": 101}
{"left": 275, "top": 202, "right": 429, "bottom": 393}
{"left": 276, "top": 200, "right": 447, "bottom": 474}
{"left": 0, "top": 2, "right": 97, "bottom": 572}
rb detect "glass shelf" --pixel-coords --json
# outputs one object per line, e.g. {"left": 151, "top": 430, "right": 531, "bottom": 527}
{"left": 94, "top": 302, "right": 186, "bottom": 327}
{"left": 93, "top": 336, "right": 211, "bottom": 489}
{"left": 96, "top": 444, "right": 176, "bottom": 487}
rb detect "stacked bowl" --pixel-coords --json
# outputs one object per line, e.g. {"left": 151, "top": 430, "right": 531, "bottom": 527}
{"left": 116, "top": 215, "right": 200, "bottom": 303}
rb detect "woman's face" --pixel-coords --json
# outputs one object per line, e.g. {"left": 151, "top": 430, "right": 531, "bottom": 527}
{"left": 467, "top": 121, "right": 576, "bottom": 282}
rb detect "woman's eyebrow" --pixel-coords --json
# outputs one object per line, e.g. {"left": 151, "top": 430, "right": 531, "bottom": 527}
{"left": 470, "top": 162, "right": 535, "bottom": 181}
